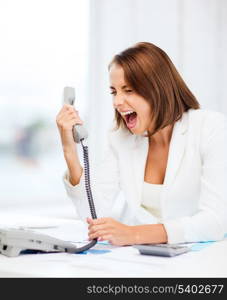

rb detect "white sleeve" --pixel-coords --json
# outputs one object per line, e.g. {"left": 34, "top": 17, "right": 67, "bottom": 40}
{"left": 62, "top": 132, "right": 121, "bottom": 221}
{"left": 163, "top": 113, "right": 227, "bottom": 244}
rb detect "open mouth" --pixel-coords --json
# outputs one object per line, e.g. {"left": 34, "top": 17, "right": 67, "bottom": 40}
{"left": 124, "top": 111, "right": 137, "bottom": 129}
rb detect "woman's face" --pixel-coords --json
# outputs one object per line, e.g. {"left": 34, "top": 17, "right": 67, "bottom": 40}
{"left": 109, "top": 63, "right": 153, "bottom": 135}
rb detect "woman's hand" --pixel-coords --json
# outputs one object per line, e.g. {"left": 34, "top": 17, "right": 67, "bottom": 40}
{"left": 87, "top": 217, "right": 168, "bottom": 246}
{"left": 56, "top": 104, "right": 83, "bottom": 151}
{"left": 87, "top": 217, "right": 136, "bottom": 246}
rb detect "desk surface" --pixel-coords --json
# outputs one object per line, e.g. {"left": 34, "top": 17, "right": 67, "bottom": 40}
{"left": 0, "top": 214, "right": 227, "bottom": 278}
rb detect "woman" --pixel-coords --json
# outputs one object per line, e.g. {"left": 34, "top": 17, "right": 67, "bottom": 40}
{"left": 56, "top": 42, "right": 227, "bottom": 246}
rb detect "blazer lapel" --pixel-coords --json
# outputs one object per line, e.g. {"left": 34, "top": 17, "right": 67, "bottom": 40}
{"left": 163, "top": 111, "right": 189, "bottom": 187}
{"left": 132, "top": 134, "right": 149, "bottom": 206}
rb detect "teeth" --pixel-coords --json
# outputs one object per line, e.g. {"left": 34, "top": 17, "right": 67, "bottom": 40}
{"left": 120, "top": 111, "right": 134, "bottom": 116}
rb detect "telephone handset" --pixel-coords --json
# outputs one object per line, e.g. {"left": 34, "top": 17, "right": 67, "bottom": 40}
{"left": 0, "top": 87, "right": 97, "bottom": 257}
{"left": 63, "top": 87, "right": 88, "bottom": 143}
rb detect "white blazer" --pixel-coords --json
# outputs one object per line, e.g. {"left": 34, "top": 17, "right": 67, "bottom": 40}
{"left": 63, "top": 108, "right": 227, "bottom": 244}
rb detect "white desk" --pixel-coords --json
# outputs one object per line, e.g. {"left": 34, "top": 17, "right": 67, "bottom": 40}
{"left": 0, "top": 214, "right": 227, "bottom": 278}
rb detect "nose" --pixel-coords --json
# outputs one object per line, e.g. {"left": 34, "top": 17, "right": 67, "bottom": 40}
{"left": 113, "top": 92, "right": 126, "bottom": 109}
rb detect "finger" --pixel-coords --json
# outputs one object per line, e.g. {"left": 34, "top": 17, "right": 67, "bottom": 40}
{"left": 99, "top": 235, "right": 113, "bottom": 243}
{"left": 62, "top": 110, "right": 82, "bottom": 122}
{"left": 57, "top": 118, "right": 81, "bottom": 131}
{"left": 68, "top": 116, "right": 83, "bottom": 125}
{"left": 88, "top": 220, "right": 115, "bottom": 232}
{"left": 86, "top": 217, "right": 93, "bottom": 224}
{"left": 88, "top": 224, "right": 109, "bottom": 234}
{"left": 92, "top": 218, "right": 109, "bottom": 225}
{"left": 57, "top": 114, "right": 83, "bottom": 129}
{"left": 62, "top": 104, "right": 75, "bottom": 111}
{"left": 56, "top": 105, "right": 74, "bottom": 120}
{"left": 88, "top": 224, "right": 96, "bottom": 230}
{"left": 58, "top": 105, "right": 79, "bottom": 121}
{"left": 87, "top": 218, "right": 107, "bottom": 226}
{"left": 88, "top": 230, "right": 109, "bottom": 241}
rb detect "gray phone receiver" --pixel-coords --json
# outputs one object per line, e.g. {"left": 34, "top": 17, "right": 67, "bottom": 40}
{"left": 63, "top": 87, "right": 88, "bottom": 143}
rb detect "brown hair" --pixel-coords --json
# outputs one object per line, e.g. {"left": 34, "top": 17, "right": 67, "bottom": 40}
{"left": 108, "top": 42, "right": 200, "bottom": 136}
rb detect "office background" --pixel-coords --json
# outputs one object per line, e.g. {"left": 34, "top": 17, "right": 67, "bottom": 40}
{"left": 0, "top": 0, "right": 226, "bottom": 218}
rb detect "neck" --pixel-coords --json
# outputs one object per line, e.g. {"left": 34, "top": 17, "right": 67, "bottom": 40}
{"left": 148, "top": 124, "right": 174, "bottom": 146}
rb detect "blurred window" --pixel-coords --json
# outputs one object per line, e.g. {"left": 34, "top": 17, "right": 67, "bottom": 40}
{"left": 0, "top": 0, "right": 89, "bottom": 217}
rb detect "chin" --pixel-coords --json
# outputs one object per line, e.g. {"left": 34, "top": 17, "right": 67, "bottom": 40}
{"left": 130, "top": 127, "right": 146, "bottom": 136}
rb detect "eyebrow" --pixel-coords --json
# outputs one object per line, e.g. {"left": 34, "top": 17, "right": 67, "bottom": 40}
{"left": 109, "top": 85, "right": 129, "bottom": 89}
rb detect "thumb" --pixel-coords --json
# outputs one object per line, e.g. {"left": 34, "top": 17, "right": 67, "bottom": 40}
{"left": 86, "top": 217, "right": 93, "bottom": 224}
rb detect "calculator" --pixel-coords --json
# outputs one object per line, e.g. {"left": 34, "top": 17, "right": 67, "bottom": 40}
{"left": 134, "top": 243, "right": 190, "bottom": 257}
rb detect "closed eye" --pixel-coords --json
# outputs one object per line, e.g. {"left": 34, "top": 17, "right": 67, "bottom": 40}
{"left": 110, "top": 90, "right": 133, "bottom": 95}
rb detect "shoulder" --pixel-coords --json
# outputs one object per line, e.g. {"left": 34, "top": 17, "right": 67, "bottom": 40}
{"left": 187, "top": 109, "right": 227, "bottom": 156}
{"left": 187, "top": 108, "right": 227, "bottom": 133}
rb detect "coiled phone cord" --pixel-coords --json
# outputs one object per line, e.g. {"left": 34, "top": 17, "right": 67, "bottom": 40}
{"left": 81, "top": 139, "right": 97, "bottom": 219}
{"left": 67, "top": 139, "right": 98, "bottom": 253}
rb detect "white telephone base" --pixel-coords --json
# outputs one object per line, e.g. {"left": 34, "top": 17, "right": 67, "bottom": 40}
{"left": 0, "top": 227, "right": 78, "bottom": 257}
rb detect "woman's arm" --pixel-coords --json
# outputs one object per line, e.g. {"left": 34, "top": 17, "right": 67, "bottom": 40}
{"left": 64, "top": 148, "right": 83, "bottom": 186}
{"left": 133, "top": 224, "right": 168, "bottom": 244}
{"left": 56, "top": 103, "right": 84, "bottom": 186}
{"left": 63, "top": 131, "right": 122, "bottom": 221}
{"left": 163, "top": 112, "right": 227, "bottom": 244}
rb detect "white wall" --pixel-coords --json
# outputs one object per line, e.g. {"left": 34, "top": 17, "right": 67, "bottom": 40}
{"left": 86, "top": 0, "right": 227, "bottom": 162}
